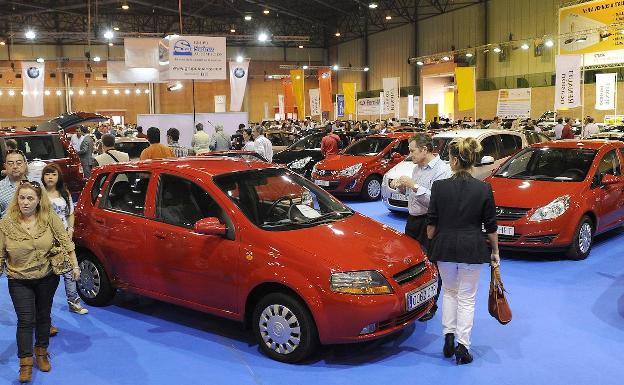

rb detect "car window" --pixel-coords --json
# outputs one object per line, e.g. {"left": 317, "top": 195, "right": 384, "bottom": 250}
{"left": 396, "top": 139, "right": 410, "bottom": 155}
{"left": 156, "top": 174, "right": 223, "bottom": 228}
{"left": 267, "top": 133, "right": 285, "bottom": 146}
{"left": 478, "top": 135, "right": 498, "bottom": 161}
{"left": 12, "top": 135, "right": 65, "bottom": 161}
{"left": 101, "top": 171, "right": 151, "bottom": 216}
{"left": 115, "top": 141, "right": 149, "bottom": 159}
{"left": 597, "top": 150, "right": 621, "bottom": 176}
{"left": 290, "top": 133, "right": 323, "bottom": 150}
{"left": 525, "top": 132, "right": 537, "bottom": 145}
{"left": 344, "top": 137, "right": 393, "bottom": 156}
{"left": 90, "top": 173, "right": 109, "bottom": 205}
{"left": 500, "top": 134, "right": 522, "bottom": 157}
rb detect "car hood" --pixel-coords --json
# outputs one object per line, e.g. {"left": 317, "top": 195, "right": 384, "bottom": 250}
{"left": 316, "top": 155, "right": 373, "bottom": 171}
{"left": 487, "top": 176, "right": 584, "bottom": 208}
{"left": 385, "top": 160, "right": 416, "bottom": 179}
{"left": 37, "top": 112, "right": 109, "bottom": 132}
{"left": 277, "top": 213, "right": 427, "bottom": 277}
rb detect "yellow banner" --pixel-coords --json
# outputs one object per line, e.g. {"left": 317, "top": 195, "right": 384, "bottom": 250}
{"left": 559, "top": 0, "right": 624, "bottom": 55}
{"left": 444, "top": 91, "right": 454, "bottom": 116}
{"left": 290, "top": 69, "right": 305, "bottom": 116}
{"left": 343, "top": 83, "right": 357, "bottom": 115}
{"left": 455, "top": 67, "right": 475, "bottom": 111}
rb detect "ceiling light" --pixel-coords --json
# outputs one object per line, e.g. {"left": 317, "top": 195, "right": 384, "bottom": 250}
{"left": 36, "top": 57, "right": 44, "bottom": 63}
{"left": 545, "top": 39, "right": 554, "bottom": 47}
{"left": 442, "top": 56, "right": 450, "bottom": 61}
{"left": 68, "top": 90, "right": 74, "bottom": 95}
{"left": 108, "top": 42, "right": 114, "bottom": 47}
{"left": 93, "top": 56, "right": 101, "bottom": 62}
{"left": 298, "top": 45, "right": 304, "bottom": 49}
{"left": 114, "top": 89, "right": 120, "bottom": 95}
{"left": 466, "top": 52, "right": 473, "bottom": 58}
{"left": 135, "top": 89, "right": 141, "bottom": 94}
{"left": 91, "top": 90, "right": 97, "bottom": 95}
{"left": 521, "top": 43, "right": 529, "bottom": 50}
{"left": 335, "top": 32, "right": 341, "bottom": 37}
{"left": 55, "top": 90, "right": 62, "bottom": 96}
{"left": 20, "top": 91, "right": 26, "bottom": 96}
{"left": 263, "top": 9, "right": 270, "bottom": 15}
{"left": 303, "top": 65, "right": 309, "bottom": 69}
{"left": 144, "top": 89, "right": 150, "bottom": 94}
{"left": 295, "top": 75, "right": 301, "bottom": 80}
{"left": 258, "top": 32, "right": 269, "bottom": 42}
{"left": 78, "top": 89, "right": 85, "bottom": 95}
{"left": 8, "top": 90, "right": 15, "bottom": 96}
{"left": 124, "top": 89, "right": 130, "bottom": 95}
{"left": 121, "top": 2, "right": 129, "bottom": 10}
{"left": 244, "top": 15, "right": 252, "bottom": 21}
{"left": 102, "top": 90, "right": 108, "bottom": 95}
{"left": 0, "top": 91, "right": 4, "bottom": 96}
{"left": 25, "top": 30, "right": 36, "bottom": 40}
{"left": 0, "top": 41, "right": 5, "bottom": 46}
{"left": 44, "top": 90, "right": 51, "bottom": 96}
{"left": 113, "top": 27, "right": 119, "bottom": 31}
{"left": 236, "top": 55, "right": 244, "bottom": 63}
{"left": 416, "top": 61, "right": 424, "bottom": 66}
{"left": 104, "top": 30, "right": 114, "bottom": 39}
{"left": 230, "top": 28, "right": 236, "bottom": 33}
{"left": 369, "top": 3, "right": 378, "bottom": 9}
{"left": 268, "top": 75, "right": 273, "bottom": 79}
{"left": 332, "top": 64, "right": 339, "bottom": 70}
{"left": 168, "top": 82, "right": 183, "bottom": 91}
{"left": 364, "top": 67, "right": 369, "bottom": 71}
{"left": 386, "top": 15, "right": 392, "bottom": 20}
{"left": 576, "top": 37, "right": 587, "bottom": 43}
{"left": 493, "top": 47, "right": 502, "bottom": 53}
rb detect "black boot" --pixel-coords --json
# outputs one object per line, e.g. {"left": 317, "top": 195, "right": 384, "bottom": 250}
{"left": 455, "top": 343, "right": 473, "bottom": 365}
{"left": 443, "top": 333, "right": 455, "bottom": 358}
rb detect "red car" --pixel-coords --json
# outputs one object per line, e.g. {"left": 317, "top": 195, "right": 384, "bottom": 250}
{"left": 311, "top": 133, "right": 412, "bottom": 200}
{"left": 73, "top": 157, "right": 437, "bottom": 362}
{"left": 485, "top": 140, "right": 624, "bottom": 260}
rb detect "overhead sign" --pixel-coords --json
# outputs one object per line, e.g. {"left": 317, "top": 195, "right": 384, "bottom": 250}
{"left": 496, "top": 88, "right": 532, "bottom": 119}
{"left": 168, "top": 36, "right": 226, "bottom": 80}
{"left": 559, "top": 0, "right": 624, "bottom": 55}
{"left": 583, "top": 48, "right": 624, "bottom": 65}
{"left": 358, "top": 97, "right": 381, "bottom": 115}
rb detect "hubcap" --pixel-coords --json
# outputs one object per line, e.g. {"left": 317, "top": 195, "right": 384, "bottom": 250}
{"left": 367, "top": 179, "right": 381, "bottom": 199}
{"left": 578, "top": 222, "right": 592, "bottom": 254}
{"left": 78, "top": 260, "right": 101, "bottom": 299}
{"left": 258, "top": 304, "right": 301, "bottom": 355}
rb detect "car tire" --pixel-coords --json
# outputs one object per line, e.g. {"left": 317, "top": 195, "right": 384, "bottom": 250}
{"left": 77, "top": 251, "right": 116, "bottom": 306}
{"left": 252, "top": 293, "right": 318, "bottom": 363}
{"left": 360, "top": 175, "right": 382, "bottom": 201}
{"left": 566, "top": 216, "right": 594, "bottom": 261}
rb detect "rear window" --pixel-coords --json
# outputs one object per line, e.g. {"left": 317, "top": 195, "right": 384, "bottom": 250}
{"left": 91, "top": 173, "right": 109, "bottom": 205}
{"left": 115, "top": 141, "right": 149, "bottom": 159}
{"left": 6, "top": 135, "right": 66, "bottom": 161}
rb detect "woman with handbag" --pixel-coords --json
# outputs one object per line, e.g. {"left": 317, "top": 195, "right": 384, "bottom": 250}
{"left": 426, "top": 137, "right": 500, "bottom": 365}
{"left": 0, "top": 180, "right": 79, "bottom": 383}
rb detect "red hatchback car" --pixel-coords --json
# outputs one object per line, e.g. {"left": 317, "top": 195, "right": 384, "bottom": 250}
{"left": 73, "top": 157, "right": 437, "bottom": 362}
{"left": 311, "top": 133, "right": 412, "bottom": 200}
{"left": 485, "top": 140, "right": 624, "bottom": 260}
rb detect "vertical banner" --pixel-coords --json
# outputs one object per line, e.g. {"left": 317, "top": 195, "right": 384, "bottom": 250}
{"left": 382, "top": 77, "right": 400, "bottom": 116}
{"left": 229, "top": 60, "right": 249, "bottom": 112}
{"left": 318, "top": 68, "right": 333, "bottom": 112}
{"left": 278, "top": 95, "right": 285, "bottom": 120}
{"left": 408, "top": 95, "right": 414, "bottom": 117}
{"left": 290, "top": 69, "right": 305, "bottom": 117}
{"left": 596, "top": 73, "right": 617, "bottom": 110}
{"left": 169, "top": 36, "right": 226, "bottom": 80}
{"left": 343, "top": 83, "right": 357, "bottom": 115}
{"left": 309, "top": 88, "right": 321, "bottom": 116}
{"left": 336, "top": 94, "right": 345, "bottom": 118}
{"left": 444, "top": 91, "right": 455, "bottom": 116}
{"left": 125, "top": 38, "right": 160, "bottom": 68}
{"left": 555, "top": 54, "right": 583, "bottom": 109}
{"left": 414, "top": 96, "right": 420, "bottom": 118}
{"left": 379, "top": 91, "right": 385, "bottom": 115}
{"left": 455, "top": 67, "right": 475, "bottom": 111}
{"left": 263, "top": 102, "right": 269, "bottom": 120}
{"left": 282, "top": 78, "right": 295, "bottom": 113}
{"left": 22, "top": 62, "right": 45, "bottom": 117}
{"left": 214, "top": 95, "right": 226, "bottom": 113}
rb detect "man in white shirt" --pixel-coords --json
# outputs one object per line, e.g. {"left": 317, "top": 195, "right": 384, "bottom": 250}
{"left": 251, "top": 125, "right": 273, "bottom": 162}
{"left": 191, "top": 123, "right": 211, "bottom": 154}
{"left": 70, "top": 129, "right": 84, "bottom": 152}
{"left": 582, "top": 117, "right": 600, "bottom": 138}
{"left": 553, "top": 118, "right": 564, "bottom": 140}
{"left": 93, "top": 134, "right": 130, "bottom": 167}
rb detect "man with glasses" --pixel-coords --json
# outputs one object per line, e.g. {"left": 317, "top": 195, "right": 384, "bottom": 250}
{"left": 0, "top": 149, "right": 29, "bottom": 216}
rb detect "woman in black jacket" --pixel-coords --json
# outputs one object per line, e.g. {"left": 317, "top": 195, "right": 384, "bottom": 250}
{"left": 426, "top": 137, "right": 500, "bottom": 365}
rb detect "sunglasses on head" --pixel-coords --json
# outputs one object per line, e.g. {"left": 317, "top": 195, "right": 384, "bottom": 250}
{"left": 19, "top": 180, "right": 42, "bottom": 189}
{"left": 6, "top": 149, "right": 24, "bottom": 155}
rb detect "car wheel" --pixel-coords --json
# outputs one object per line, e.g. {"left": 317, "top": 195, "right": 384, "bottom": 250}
{"left": 252, "top": 293, "right": 318, "bottom": 363}
{"left": 566, "top": 216, "right": 593, "bottom": 261}
{"left": 77, "top": 252, "right": 116, "bottom": 306}
{"left": 360, "top": 175, "right": 382, "bottom": 201}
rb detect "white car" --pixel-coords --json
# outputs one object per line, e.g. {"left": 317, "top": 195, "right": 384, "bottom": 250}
{"left": 381, "top": 129, "right": 545, "bottom": 212}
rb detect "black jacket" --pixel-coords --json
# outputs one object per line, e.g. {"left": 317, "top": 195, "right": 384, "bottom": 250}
{"left": 427, "top": 174, "right": 497, "bottom": 264}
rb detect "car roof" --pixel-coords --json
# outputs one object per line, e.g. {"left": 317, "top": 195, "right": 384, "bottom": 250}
{"left": 368, "top": 132, "right": 414, "bottom": 139}
{"left": 433, "top": 129, "right": 519, "bottom": 139}
{"left": 0, "top": 130, "right": 60, "bottom": 137}
{"left": 532, "top": 140, "right": 622, "bottom": 150}
{"left": 115, "top": 137, "right": 149, "bottom": 143}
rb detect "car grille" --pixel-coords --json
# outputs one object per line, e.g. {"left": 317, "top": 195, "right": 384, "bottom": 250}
{"left": 496, "top": 207, "right": 530, "bottom": 221}
{"left": 316, "top": 169, "right": 337, "bottom": 177}
{"left": 393, "top": 262, "right": 427, "bottom": 285}
{"left": 378, "top": 302, "right": 431, "bottom": 331}
{"left": 498, "top": 234, "right": 521, "bottom": 243}
{"left": 388, "top": 199, "right": 408, "bottom": 207}
{"left": 524, "top": 235, "right": 558, "bottom": 244}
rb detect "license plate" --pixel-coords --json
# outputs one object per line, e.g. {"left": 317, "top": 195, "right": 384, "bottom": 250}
{"left": 406, "top": 281, "right": 437, "bottom": 312}
{"left": 314, "top": 179, "right": 330, "bottom": 186}
{"left": 391, "top": 192, "right": 407, "bottom": 200}
{"left": 497, "top": 225, "right": 515, "bottom": 236}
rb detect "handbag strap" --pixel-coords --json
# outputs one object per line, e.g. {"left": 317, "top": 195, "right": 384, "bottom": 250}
{"left": 490, "top": 265, "right": 507, "bottom": 292}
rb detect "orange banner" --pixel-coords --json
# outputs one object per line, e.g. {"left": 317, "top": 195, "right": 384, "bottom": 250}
{"left": 318, "top": 68, "right": 333, "bottom": 112}
{"left": 282, "top": 78, "right": 295, "bottom": 113}
{"left": 290, "top": 69, "right": 305, "bottom": 117}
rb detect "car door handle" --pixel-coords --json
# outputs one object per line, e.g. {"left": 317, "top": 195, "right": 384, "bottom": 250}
{"left": 154, "top": 232, "right": 166, "bottom": 240}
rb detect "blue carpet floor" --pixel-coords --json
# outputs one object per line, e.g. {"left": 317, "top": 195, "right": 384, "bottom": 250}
{"left": 1, "top": 200, "right": 623, "bottom": 385}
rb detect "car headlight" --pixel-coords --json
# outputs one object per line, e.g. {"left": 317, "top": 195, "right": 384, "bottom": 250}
{"left": 529, "top": 195, "right": 570, "bottom": 222}
{"left": 289, "top": 156, "right": 312, "bottom": 169}
{"left": 330, "top": 270, "right": 393, "bottom": 295}
{"left": 339, "top": 163, "right": 362, "bottom": 177}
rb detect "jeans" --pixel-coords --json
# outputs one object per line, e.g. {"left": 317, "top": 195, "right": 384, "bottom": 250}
{"left": 63, "top": 271, "right": 79, "bottom": 303}
{"left": 8, "top": 274, "right": 60, "bottom": 358}
{"left": 437, "top": 262, "right": 483, "bottom": 349}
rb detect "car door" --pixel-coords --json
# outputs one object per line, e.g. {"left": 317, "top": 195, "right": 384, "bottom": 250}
{"left": 144, "top": 172, "right": 240, "bottom": 314}
{"left": 592, "top": 149, "right": 624, "bottom": 231}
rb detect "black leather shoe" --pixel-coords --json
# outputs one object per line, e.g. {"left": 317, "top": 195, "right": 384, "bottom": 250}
{"left": 443, "top": 333, "right": 455, "bottom": 358}
{"left": 455, "top": 343, "right": 473, "bottom": 365}
{"left": 418, "top": 304, "right": 437, "bottom": 322}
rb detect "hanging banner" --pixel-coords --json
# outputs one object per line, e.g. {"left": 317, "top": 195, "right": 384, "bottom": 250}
{"left": 444, "top": 91, "right": 455, "bottom": 116}
{"left": 595, "top": 73, "right": 617, "bottom": 110}
{"left": 379, "top": 91, "right": 385, "bottom": 115}
{"left": 496, "top": 88, "right": 532, "bottom": 119}
{"left": 407, "top": 95, "right": 414, "bottom": 117}
{"left": 22, "top": 62, "right": 45, "bottom": 117}
{"left": 263, "top": 102, "right": 269, "bottom": 120}
{"left": 318, "top": 68, "right": 333, "bottom": 112}
{"left": 343, "top": 83, "right": 357, "bottom": 115}
{"left": 278, "top": 94, "right": 285, "bottom": 120}
{"left": 336, "top": 94, "right": 345, "bottom": 118}
{"left": 282, "top": 78, "right": 295, "bottom": 113}
{"left": 290, "top": 69, "right": 305, "bottom": 117}
{"left": 214, "top": 95, "right": 226, "bottom": 113}
{"left": 382, "top": 77, "right": 400, "bottom": 116}
{"left": 169, "top": 36, "right": 226, "bottom": 80}
{"left": 125, "top": 38, "right": 160, "bottom": 68}
{"left": 107, "top": 61, "right": 161, "bottom": 83}
{"left": 555, "top": 54, "right": 583, "bottom": 109}
{"left": 229, "top": 60, "right": 249, "bottom": 112}
{"left": 309, "top": 88, "right": 321, "bottom": 116}
{"left": 559, "top": 0, "right": 624, "bottom": 55}
{"left": 358, "top": 97, "right": 381, "bottom": 115}
{"left": 455, "top": 67, "right": 475, "bottom": 111}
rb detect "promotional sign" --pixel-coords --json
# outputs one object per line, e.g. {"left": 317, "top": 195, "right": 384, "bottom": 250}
{"left": 290, "top": 69, "right": 305, "bottom": 117}
{"left": 357, "top": 97, "right": 380, "bottom": 115}
{"left": 595, "top": 73, "right": 617, "bottom": 110}
{"left": 22, "top": 62, "right": 45, "bottom": 117}
{"left": 229, "top": 60, "right": 249, "bottom": 112}
{"left": 309, "top": 88, "right": 321, "bottom": 116}
{"left": 455, "top": 67, "right": 475, "bottom": 111}
{"left": 282, "top": 78, "right": 295, "bottom": 113}
{"left": 107, "top": 61, "right": 160, "bottom": 84}
{"left": 343, "top": 83, "right": 357, "bottom": 115}
{"left": 336, "top": 94, "right": 345, "bottom": 118}
{"left": 278, "top": 94, "right": 285, "bottom": 120}
{"left": 263, "top": 102, "right": 269, "bottom": 120}
{"left": 214, "top": 95, "right": 226, "bottom": 113}
{"left": 559, "top": 0, "right": 624, "bottom": 55}
{"left": 379, "top": 92, "right": 385, "bottom": 115}
{"left": 124, "top": 38, "right": 160, "bottom": 68}
{"left": 407, "top": 95, "right": 421, "bottom": 118}
{"left": 584, "top": 49, "right": 624, "bottom": 66}
{"left": 604, "top": 115, "right": 624, "bottom": 124}
{"left": 382, "top": 77, "right": 400, "bottom": 116}
{"left": 496, "top": 88, "right": 532, "bottom": 119}
{"left": 555, "top": 54, "right": 583, "bottom": 109}
{"left": 318, "top": 68, "right": 332, "bottom": 112}
{"left": 169, "top": 36, "right": 226, "bottom": 80}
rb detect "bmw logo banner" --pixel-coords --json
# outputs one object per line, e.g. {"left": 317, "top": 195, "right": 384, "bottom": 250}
{"left": 21, "top": 61, "right": 45, "bottom": 117}
{"left": 168, "top": 36, "right": 227, "bottom": 80}
{"left": 229, "top": 59, "right": 249, "bottom": 112}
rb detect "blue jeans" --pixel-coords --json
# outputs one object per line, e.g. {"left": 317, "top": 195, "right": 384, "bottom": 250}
{"left": 63, "top": 271, "right": 79, "bottom": 303}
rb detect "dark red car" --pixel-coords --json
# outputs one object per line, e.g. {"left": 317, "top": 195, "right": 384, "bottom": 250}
{"left": 485, "top": 140, "right": 624, "bottom": 260}
{"left": 73, "top": 157, "right": 437, "bottom": 362}
{"left": 311, "top": 133, "right": 412, "bottom": 200}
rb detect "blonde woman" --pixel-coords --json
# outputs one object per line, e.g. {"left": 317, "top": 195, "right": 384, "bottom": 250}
{"left": 0, "top": 181, "right": 79, "bottom": 383}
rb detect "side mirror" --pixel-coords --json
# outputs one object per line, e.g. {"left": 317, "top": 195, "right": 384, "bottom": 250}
{"left": 194, "top": 217, "right": 226, "bottom": 236}
{"left": 391, "top": 152, "right": 402, "bottom": 160}
{"left": 601, "top": 174, "right": 621, "bottom": 185}
{"left": 480, "top": 155, "right": 495, "bottom": 165}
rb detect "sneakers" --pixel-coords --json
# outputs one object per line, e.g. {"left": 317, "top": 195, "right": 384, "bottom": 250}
{"left": 68, "top": 300, "right": 89, "bottom": 315}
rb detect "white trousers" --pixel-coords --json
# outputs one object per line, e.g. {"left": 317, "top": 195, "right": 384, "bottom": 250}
{"left": 437, "top": 262, "right": 483, "bottom": 349}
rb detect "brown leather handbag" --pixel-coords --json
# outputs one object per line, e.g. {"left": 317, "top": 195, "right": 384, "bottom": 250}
{"left": 488, "top": 265, "right": 512, "bottom": 325}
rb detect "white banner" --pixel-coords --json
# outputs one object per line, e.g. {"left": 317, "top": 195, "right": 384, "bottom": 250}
{"left": 124, "top": 38, "right": 160, "bottom": 68}
{"left": 408, "top": 95, "right": 414, "bottom": 117}
{"left": 107, "top": 61, "right": 161, "bottom": 83}
{"left": 278, "top": 94, "right": 285, "bottom": 120}
{"left": 379, "top": 92, "right": 385, "bottom": 115}
{"left": 382, "top": 77, "right": 400, "bottom": 116}
{"left": 596, "top": 73, "right": 617, "bottom": 110}
{"left": 169, "top": 36, "right": 226, "bottom": 80}
{"left": 22, "top": 62, "right": 44, "bottom": 117}
{"left": 263, "top": 102, "right": 269, "bottom": 120}
{"left": 357, "top": 97, "right": 380, "bottom": 115}
{"left": 555, "top": 54, "right": 583, "bottom": 109}
{"left": 229, "top": 60, "right": 249, "bottom": 112}
{"left": 496, "top": 88, "right": 532, "bottom": 119}
{"left": 309, "top": 88, "right": 321, "bottom": 116}
{"left": 214, "top": 95, "right": 226, "bottom": 113}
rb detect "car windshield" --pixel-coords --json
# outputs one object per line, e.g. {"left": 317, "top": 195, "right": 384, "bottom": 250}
{"left": 288, "top": 133, "right": 323, "bottom": 150}
{"left": 115, "top": 141, "right": 149, "bottom": 159}
{"left": 494, "top": 147, "right": 597, "bottom": 182}
{"left": 214, "top": 168, "right": 353, "bottom": 231}
{"left": 344, "top": 137, "right": 393, "bottom": 156}
{"left": 432, "top": 137, "right": 452, "bottom": 161}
